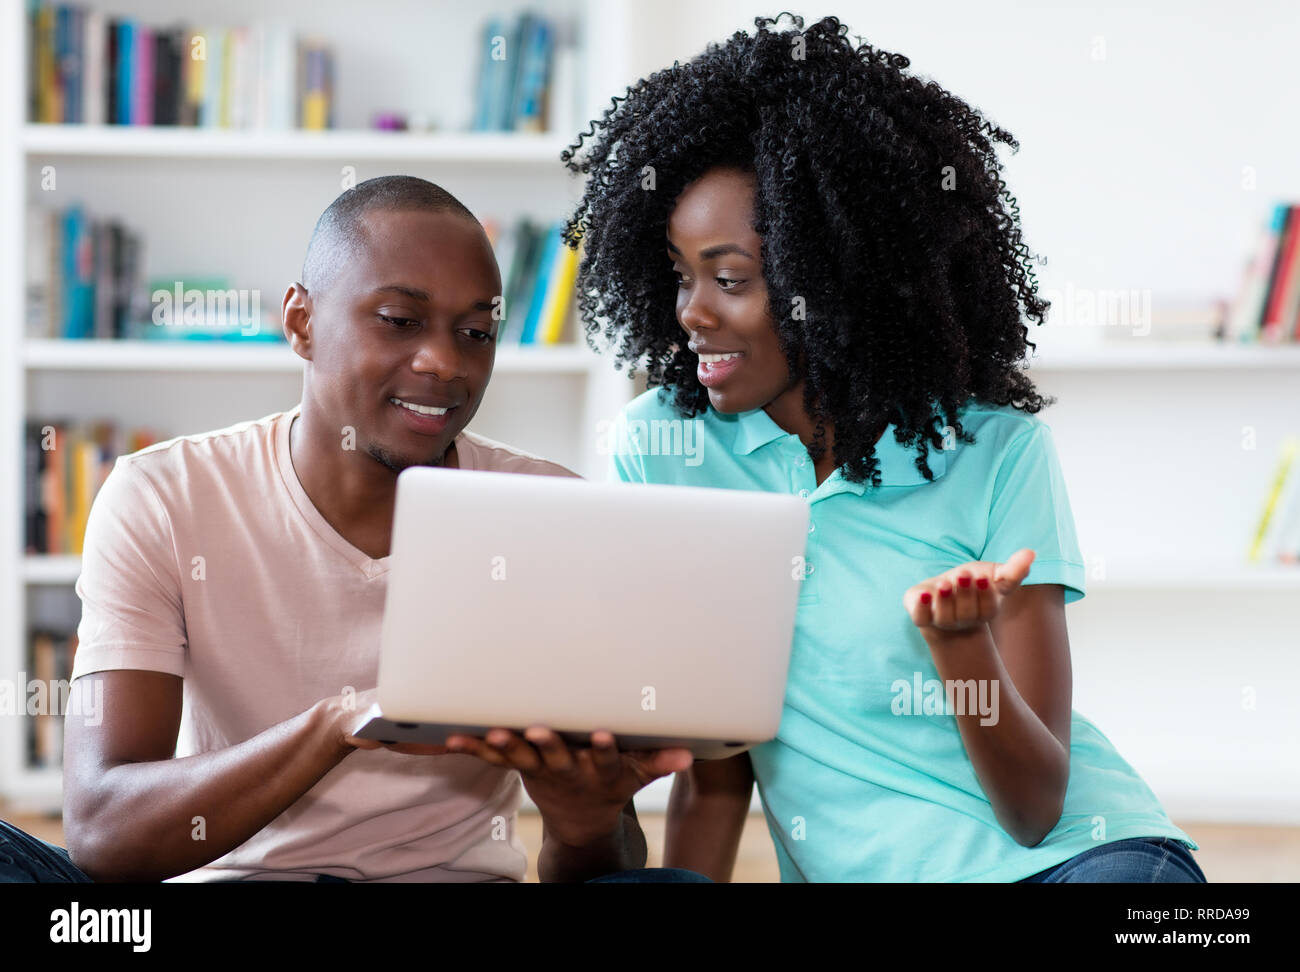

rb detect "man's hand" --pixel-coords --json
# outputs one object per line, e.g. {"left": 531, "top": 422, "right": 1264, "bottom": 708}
{"left": 445, "top": 728, "right": 693, "bottom": 847}
{"left": 903, "top": 548, "right": 1036, "bottom": 638}
{"left": 327, "top": 687, "right": 449, "bottom": 756}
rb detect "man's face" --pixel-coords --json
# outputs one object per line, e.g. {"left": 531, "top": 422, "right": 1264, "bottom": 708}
{"left": 301, "top": 208, "right": 501, "bottom": 472}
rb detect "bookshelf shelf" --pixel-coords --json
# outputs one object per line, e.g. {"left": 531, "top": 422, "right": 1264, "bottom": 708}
{"left": 22, "top": 555, "right": 83, "bottom": 585}
{"left": 1025, "top": 343, "right": 1300, "bottom": 371}
{"left": 1084, "top": 563, "right": 1300, "bottom": 590}
{"left": 21, "top": 124, "right": 574, "bottom": 164}
{"left": 23, "top": 339, "right": 600, "bottom": 374}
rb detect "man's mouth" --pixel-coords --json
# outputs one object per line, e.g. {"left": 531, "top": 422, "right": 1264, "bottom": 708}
{"left": 390, "top": 396, "right": 458, "bottom": 435}
{"left": 390, "top": 397, "right": 451, "bottom": 416}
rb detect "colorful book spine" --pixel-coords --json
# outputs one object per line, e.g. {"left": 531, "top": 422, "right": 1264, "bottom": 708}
{"left": 519, "top": 226, "right": 561, "bottom": 344}
{"left": 539, "top": 240, "right": 580, "bottom": 344}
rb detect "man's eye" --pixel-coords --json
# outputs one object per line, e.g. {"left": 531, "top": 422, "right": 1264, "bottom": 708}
{"left": 380, "top": 314, "right": 418, "bottom": 328}
{"left": 463, "top": 328, "right": 494, "bottom": 343}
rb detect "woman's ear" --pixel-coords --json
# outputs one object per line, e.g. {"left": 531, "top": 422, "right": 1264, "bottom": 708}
{"left": 283, "top": 282, "right": 313, "bottom": 360}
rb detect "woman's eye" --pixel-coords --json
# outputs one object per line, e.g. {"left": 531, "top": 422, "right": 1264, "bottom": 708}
{"left": 716, "top": 277, "right": 742, "bottom": 291}
{"left": 379, "top": 314, "right": 418, "bottom": 328}
{"left": 463, "top": 328, "right": 494, "bottom": 343}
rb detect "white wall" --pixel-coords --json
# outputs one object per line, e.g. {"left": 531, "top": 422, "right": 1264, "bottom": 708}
{"left": 614, "top": 1, "right": 1300, "bottom": 310}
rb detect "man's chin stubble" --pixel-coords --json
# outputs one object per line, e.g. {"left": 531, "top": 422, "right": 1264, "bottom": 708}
{"left": 366, "top": 443, "right": 448, "bottom": 474}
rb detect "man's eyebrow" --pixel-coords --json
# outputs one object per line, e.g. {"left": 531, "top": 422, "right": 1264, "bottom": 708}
{"left": 371, "top": 284, "right": 431, "bottom": 301}
{"left": 665, "top": 238, "right": 755, "bottom": 260}
{"left": 371, "top": 285, "right": 495, "bottom": 315}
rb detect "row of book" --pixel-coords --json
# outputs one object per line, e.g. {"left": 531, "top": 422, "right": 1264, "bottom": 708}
{"left": 1224, "top": 202, "right": 1300, "bottom": 343}
{"left": 24, "top": 420, "right": 159, "bottom": 556}
{"left": 27, "top": 204, "right": 145, "bottom": 340}
{"left": 473, "top": 12, "right": 576, "bottom": 133}
{"left": 484, "top": 219, "right": 580, "bottom": 345}
{"left": 26, "top": 203, "right": 579, "bottom": 345}
{"left": 27, "top": 3, "right": 335, "bottom": 129}
{"left": 25, "top": 628, "right": 80, "bottom": 769}
{"left": 1249, "top": 437, "right": 1300, "bottom": 564}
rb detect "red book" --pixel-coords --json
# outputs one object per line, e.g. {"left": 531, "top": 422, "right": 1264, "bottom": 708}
{"left": 1262, "top": 205, "right": 1300, "bottom": 342}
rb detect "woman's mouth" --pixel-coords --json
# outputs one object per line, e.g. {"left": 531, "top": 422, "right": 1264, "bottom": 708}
{"left": 697, "top": 351, "right": 744, "bottom": 387}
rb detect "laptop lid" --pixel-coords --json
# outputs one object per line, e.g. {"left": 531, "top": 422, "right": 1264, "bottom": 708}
{"left": 377, "top": 466, "right": 809, "bottom": 746}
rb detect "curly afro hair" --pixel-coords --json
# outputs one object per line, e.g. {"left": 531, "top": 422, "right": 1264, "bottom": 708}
{"left": 561, "top": 12, "right": 1054, "bottom": 486}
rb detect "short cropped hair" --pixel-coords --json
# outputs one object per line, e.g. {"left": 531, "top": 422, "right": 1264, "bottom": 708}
{"left": 301, "top": 175, "right": 478, "bottom": 296}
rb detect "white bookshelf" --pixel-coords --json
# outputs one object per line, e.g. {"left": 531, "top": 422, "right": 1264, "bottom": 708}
{"left": 21, "top": 124, "right": 575, "bottom": 163}
{"left": 0, "top": 0, "right": 641, "bottom": 813}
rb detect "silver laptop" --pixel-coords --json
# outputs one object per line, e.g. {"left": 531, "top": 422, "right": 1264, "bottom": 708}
{"left": 351, "top": 465, "right": 809, "bottom": 759}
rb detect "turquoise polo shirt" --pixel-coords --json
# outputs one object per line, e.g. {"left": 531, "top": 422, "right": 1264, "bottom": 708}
{"left": 608, "top": 386, "right": 1196, "bottom": 882}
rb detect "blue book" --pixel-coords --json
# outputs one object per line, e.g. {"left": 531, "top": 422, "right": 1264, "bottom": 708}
{"left": 513, "top": 17, "right": 551, "bottom": 130}
{"left": 519, "top": 225, "right": 560, "bottom": 345}
{"left": 62, "top": 208, "right": 94, "bottom": 338}
{"left": 116, "top": 21, "right": 133, "bottom": 124}
{"left": 472, "top": 18, "right": 504, "bottom": 131}
{"left": 495, "top": 15, "right": 527, "bottom": 131}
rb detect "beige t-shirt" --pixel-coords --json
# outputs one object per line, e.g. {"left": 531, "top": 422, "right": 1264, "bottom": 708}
{"left": 70, "top": 402, "right": 579, "bottom": 882}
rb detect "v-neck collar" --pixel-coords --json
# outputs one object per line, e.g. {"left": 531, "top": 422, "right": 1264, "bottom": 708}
{"left": 273, "top": 402, "right": 474, "bottom": 580}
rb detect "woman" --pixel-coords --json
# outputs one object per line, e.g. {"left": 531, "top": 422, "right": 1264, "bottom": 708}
{"left": 562, "top": 14, "right": 1206, "bottom": 883}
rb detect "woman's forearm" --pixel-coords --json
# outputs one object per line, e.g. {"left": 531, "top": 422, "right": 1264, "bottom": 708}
{"left": 925, "top": 627, "right": 1069, "bottom": 846}
{"left": 663, "top": 769, "right": 752, "bottom": 881}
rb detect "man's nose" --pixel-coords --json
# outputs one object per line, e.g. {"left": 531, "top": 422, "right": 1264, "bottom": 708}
{"left": 411, "top": 331, "right": 467, "bottom": 382}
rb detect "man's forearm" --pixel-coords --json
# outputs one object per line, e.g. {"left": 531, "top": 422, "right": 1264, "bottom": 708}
{"left": 66, "top": 699, "right": 354, "bottom": 882}
{"left": 537, "top": 807, "right": 647, "bottom": 882}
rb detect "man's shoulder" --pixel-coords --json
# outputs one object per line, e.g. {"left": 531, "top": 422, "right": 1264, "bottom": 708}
{"left": 114, "top": 409, "right": 287, "bottom": 491}
{"left": 457, "top": 429, "right": 579, "bottom": 478}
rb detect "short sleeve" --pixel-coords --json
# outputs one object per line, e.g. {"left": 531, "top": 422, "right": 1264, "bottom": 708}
{"left": 606, "top": 409, "right": 647, "bottom": 484}
{"left": 979, "top": 422, "right": 1086, "bottom": 604}
{"left": 71, "top": 457, "right": 188, "bottom": 682}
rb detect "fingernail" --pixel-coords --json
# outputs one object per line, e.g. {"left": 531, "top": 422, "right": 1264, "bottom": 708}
{"left": 920, "top": 592, "right": 932, "bottom": 605}
{"left": 939, "top": 586, "right": 952, "bottom": 598}
{"left": 958, "top": 576, "right": 971, "bottom": 588}
{"left": 976, "top": 577, "right": 989, "bottom": 590}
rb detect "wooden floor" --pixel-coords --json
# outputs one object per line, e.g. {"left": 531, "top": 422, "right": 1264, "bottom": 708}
{"left": 3, "top": 805, "right": 1297, "bottom": 881}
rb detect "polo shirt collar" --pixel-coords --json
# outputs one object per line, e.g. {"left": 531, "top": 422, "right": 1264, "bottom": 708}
{"left": 730, "top": 405, "right": 948, "bottom": 489}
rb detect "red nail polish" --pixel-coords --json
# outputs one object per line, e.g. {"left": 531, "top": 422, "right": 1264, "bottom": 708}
{"left": 920, "top": 592, "right": 932, "bottom": 605}
{"left": 958, "top": 576, "right": 971, "bottom": 588}
{"left": 976, "top": 577, "right": 989, "bottom": 590}
{"left": 939, "top": 586, "right": 952, "bottom": 598}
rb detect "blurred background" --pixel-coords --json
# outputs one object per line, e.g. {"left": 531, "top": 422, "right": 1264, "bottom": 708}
{"left": 1, "top": 0, "right": 1297, "bottom": 881}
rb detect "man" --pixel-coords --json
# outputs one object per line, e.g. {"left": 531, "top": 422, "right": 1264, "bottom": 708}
{"left": 0, "top": 176, "right": 694, "bottom": 883}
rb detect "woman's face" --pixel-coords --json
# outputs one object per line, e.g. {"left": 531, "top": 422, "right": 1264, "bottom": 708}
{"left": 667, "top": 167, "right": 801, "bottom": 416}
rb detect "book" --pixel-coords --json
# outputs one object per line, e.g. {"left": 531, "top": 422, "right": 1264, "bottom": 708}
{"left": 539, "top": 240, "right": 580, "bottom": 344}
{"left": 25, "top": 419, "right": 159, "bottom": 555}
{"left": 1248, "top": 437, "right": 1298, "bottom": 562}
{"left": 1225, "top": 203, "right": 1292, "bottom": 343}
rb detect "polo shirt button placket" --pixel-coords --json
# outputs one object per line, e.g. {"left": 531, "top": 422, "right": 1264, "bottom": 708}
{"left": 791, "top": 446, "right": 818, "bottom": 597}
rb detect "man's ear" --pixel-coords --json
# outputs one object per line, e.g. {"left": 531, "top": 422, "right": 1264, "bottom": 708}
{"left": 283, "top": 283, "right": 313, "bottom": 360}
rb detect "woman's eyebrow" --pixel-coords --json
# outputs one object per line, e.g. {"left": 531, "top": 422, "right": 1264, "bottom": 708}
{"left": 665, "top": 238, "right": 755, "bottom": 260}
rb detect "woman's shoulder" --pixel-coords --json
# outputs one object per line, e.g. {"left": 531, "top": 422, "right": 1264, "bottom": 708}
{"left": 953, "top": 398, "right": 1057, "bottom": 453}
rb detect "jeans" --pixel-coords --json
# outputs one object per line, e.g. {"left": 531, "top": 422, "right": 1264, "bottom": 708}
{"left": 0, "top": 817, "right": 709, "bottom": 883}
{"left": 3, "top": 817, "right": 1204, "bottom": 883}
{"left": 1016, "top": 837, "right": 1207, "bottom": 883}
